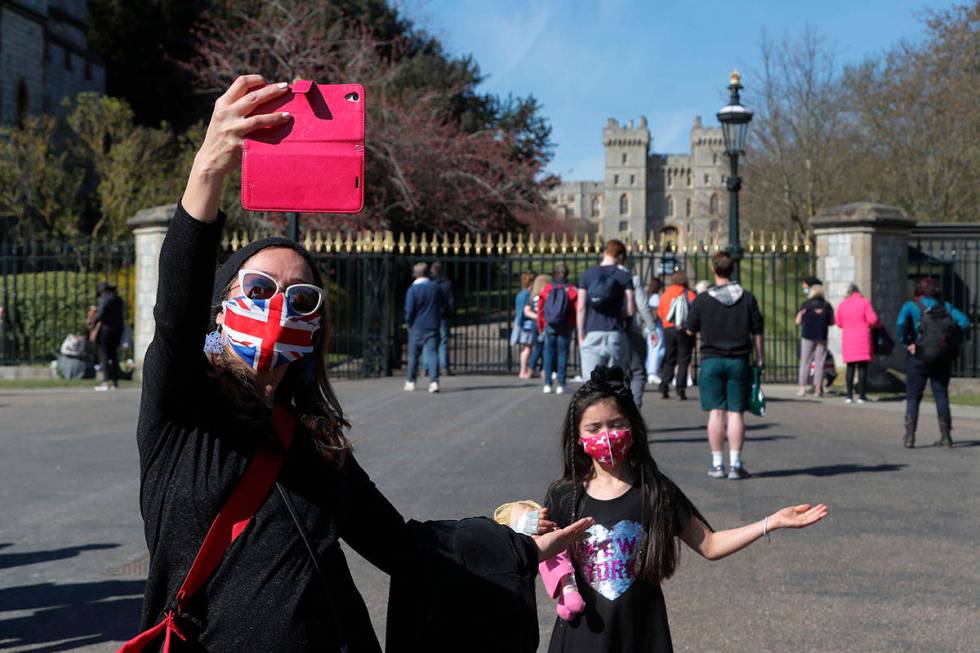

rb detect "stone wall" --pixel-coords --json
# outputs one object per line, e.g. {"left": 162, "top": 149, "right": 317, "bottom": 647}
{"left": 128, "top": 204, "right": 175, "bottom": 377}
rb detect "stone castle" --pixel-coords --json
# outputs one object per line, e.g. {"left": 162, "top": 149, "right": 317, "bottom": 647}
{"left": 545, "top": 115, "right": 729, "bottom": 243}
{"left": 0, "top": 0, "right": 105, "bottom": 125}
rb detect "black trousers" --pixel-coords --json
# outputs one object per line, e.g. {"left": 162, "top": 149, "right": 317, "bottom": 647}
{"left": 659, "top": 327, "right": 693, "bottom": 391}
{"left": 98, "top": 328, "right": 121, "bottom": 384}
{"left": 845, "top": 361, "right": 869, "bottom": 399}
{"left": 906, "top": 353, "right": 952, "bottom": 422}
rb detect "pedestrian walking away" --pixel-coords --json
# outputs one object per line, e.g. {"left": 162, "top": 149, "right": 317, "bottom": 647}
{"left": 538, "top": 264, "right": 578, "bottom": 395}
{"left": 795, "top": 281, "right": 833, "bottom": 397}
{"left": 528, "top": 273, "right": 552, "bottom": 379}
{"left": 118, "top": 75, "right": 592, "bottom": 653}
{"left": 91, "top": 280, "right": 126, "bottom": 391}
{"left": 624, "top": 263, "right": 657, "bottom": 408}
{"left": 684, "top": 252, "right": 764, "bottom": 480}
{"left": 541, "top": 366, "right": 827, "bottom": 653}
{"left": 514, "top": 270, "right": 538, "bottom": 379}
{"left": 644, "top": 278, "right": 665, "bottom": 386}
{"left": 835, "top": 284, "right": 879, "bottom": 404}
{"left": 896, "top": 277, "right": 970, "bottom": 448}
{"left": 657, "top": 272, "right": 695, "bottom": 400}
{"left": 404, "top": 262, "right": 446, "bottom": 393}
{"left": 576, "top": 240, "right": 634, "bottom": 379}
{"left": 430, "top": 261, "right": 456, "bottom": 376}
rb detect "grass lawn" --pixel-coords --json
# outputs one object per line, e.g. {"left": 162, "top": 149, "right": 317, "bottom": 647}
{"left": 0, "top": 378, "right": 138, "bottom": 390}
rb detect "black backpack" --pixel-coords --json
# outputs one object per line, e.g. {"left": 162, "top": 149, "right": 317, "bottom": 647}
{"left": 587, "top": 270, "right": 622, "bottom": 312}
{"left": 915, "top": 300, "right": 962, "bottom": 364}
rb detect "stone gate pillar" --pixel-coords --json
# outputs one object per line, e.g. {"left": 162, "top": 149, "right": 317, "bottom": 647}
{"left": 128, "top": 204, "right": 176, "bottom": 379}
{"left": 810, "top": 203, "right": 916, "bottom": 390}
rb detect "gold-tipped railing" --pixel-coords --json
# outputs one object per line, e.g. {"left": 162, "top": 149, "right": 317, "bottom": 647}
{"left": 221, "top": 227, "right": 812, "bottom": 256}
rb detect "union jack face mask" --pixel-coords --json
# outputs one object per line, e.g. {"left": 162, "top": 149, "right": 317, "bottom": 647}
{"left": 221, "top": 293, "right": 321, "bottom": 373}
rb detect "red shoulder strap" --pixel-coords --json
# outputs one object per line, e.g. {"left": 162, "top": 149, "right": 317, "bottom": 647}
{"left": 117, "top": 404, "right": 297, "bottom": 653}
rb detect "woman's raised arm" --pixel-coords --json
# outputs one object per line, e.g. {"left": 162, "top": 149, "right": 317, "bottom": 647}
{"left": 182, "top": 75, "right": 291, "bottom": 222}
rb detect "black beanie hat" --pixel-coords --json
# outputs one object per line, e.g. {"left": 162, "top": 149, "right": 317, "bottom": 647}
{"left": 210, "top": 237, "right": 323, "bottom": 325}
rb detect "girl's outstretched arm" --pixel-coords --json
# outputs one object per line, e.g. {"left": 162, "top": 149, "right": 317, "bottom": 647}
{"left": 680, "top": 503, "right": 828, "bottom": 561}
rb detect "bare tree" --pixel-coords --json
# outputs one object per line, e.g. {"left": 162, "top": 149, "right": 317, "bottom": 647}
{"left": 844, "top": 3, "right": 980, "bottom": 222}
{"left": 743, "top": 26, "right": 864, "bottom": 233}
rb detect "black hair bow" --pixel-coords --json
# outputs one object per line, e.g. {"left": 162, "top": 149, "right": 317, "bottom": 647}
{"left": 587, "top": 366, "right": 632, "bottom": 399}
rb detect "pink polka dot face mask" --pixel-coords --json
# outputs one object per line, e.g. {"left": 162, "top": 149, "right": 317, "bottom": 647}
{"left": 579, "top": 429, "right": 633, "bottom": 466}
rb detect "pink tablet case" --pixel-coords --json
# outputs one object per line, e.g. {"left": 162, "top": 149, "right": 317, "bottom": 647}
{"left": 241, "top": 80, "right": 364, "bottom": 214}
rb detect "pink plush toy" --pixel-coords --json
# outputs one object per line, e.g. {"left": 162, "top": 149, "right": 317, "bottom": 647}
{"left": 493, "top": 501, "right": 585, "bottom": 622}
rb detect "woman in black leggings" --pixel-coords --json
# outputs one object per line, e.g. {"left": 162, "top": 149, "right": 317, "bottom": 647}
{"left": 845, "top": 361, "right": 869, "bottom": 403}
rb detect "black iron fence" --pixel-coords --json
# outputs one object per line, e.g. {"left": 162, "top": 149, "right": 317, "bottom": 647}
{"left": 909, "top": 226, "right": 980, "bottom": 377}
{"left": 0, "top": 239, "right": 135, "bottom": 366}
{"left": 219, "top": 229, "right": 815, "bottom": 382}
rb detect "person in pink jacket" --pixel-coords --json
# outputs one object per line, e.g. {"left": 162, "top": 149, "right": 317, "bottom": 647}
{"left": 836, "top": 284, "right": 879, "bottom": 403}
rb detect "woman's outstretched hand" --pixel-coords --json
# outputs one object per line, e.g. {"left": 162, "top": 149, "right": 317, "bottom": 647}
{"left": 533, "top": 517, "right": 594, "bottom": 561}
{"left": 183, "top": 74, "right": 292, "bottom": 222}
{"left": 769, "top": 503, "right": 829, "bottom": 530}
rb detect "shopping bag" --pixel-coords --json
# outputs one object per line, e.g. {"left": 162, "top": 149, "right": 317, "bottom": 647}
{"left": 748, "top": 366, "right": 766, "bottom": 417}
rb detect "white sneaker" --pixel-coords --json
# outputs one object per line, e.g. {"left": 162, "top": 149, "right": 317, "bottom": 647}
{"left": 845, "top": 397, "right": 853, "bottom": 404}
{"left": 404, "top": 381, "right": 415, "bottom": 391}
{"left": 687, "top": 377, "right": 694, "bottom": 387}
{"left": 856, "top": 397, "right": 867, "bottom": 404}
{"left": 555, "top": 385, "right": 565, "bottom": 395}
{"left": 94, "top": 384, "right": 110, "bottom": 392}
{"left": 552, "top": 372, "right": 558, "bottom": 381}
{"left": 651, "top": 374, "right": 662, "bottom": 385}
{"left": 543, "top": 385, "right": 553, "bottom": 394}
{"left": 428, "top": 381, "right": 440, "bottom": 393}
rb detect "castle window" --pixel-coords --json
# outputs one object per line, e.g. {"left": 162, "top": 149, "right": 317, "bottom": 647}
{"left": 704, "top": 174, "right": 710, "bottom": 184}
{"left": 666, "top": 195, "right": 674, "bottom": 217}
{"left": 622, "top": 153, "right": 627, "bottom": 164}
{"left": 568, "top": 205, "right": 575, "bottom": 217}
{"left": 686, "top": 171, "right": 692, "bottom": 186}
{"left": 667, "top": 170, "right": 672, "bottom": 186}
{"left": 629, "top": 174, "right": 635, "bottom": 185}
{"left": 685, "top": 198, "right": 691, "bottom": 217}
{"left": 619, "top": 221, "right": 629, "bottom": 232}
{"left": 64, "top": 49, "right": 72, "bottom": 71}
{"left": 614, "top": 174, "right": 619, "bottom": 185}
{"left": 712, "top": 153, "right": 718, "bottom": 164}
{"left": 619, "top": 194, "right": 629, "bottom": 215}
{"left": 591, "top": 197, "right": 600, "bottom": 217}
{"left": 709, "top": 193, "right": 718, "bottom": 214}
{"left": 16, "top": 80, "right": 29, "bottom": 127}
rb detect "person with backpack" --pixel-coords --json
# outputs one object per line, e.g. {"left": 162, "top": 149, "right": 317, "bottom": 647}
{"left": 795, "top": 282, "right": 834, "bottom": 397}
{"left": 897, "top": 277, "right": 970, "bottom": 448}
{"left": 835, "top": 284, "right": 879, "bottom": 404}
{"left": 624, "top": 263, "right": 657, "bottom": 407}
{"left": 657, "top": 271, "right": 696, "bottom": 400}
{"left": 576, "top": 240, "right": 635, "bottom": 379}
{"left": 537, "top": 264, "right": 578, "bottom": 394}
{"left": 430, "top": 261, "right": 456, "bottom": 376}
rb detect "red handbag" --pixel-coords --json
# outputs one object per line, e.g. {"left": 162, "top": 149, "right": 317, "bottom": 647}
{"left": 117, "top": 405, "right": 297, "bottom": 652}
{"left": 241, "top": 80, "right": 365, "bottom": 214}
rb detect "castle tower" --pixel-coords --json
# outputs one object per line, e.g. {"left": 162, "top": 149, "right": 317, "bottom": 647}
{"left": 689, "top": 115, "right": 728, "bottom": 242}
{"left": 602, "top": 117, "right": 651, "bottom": 240}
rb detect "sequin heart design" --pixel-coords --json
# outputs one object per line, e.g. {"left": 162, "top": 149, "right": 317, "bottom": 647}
{"left": 579, "top": 520, "right": 644, "bottom": 601}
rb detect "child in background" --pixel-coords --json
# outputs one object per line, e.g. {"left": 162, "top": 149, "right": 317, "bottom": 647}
{"left": 543, "top": 366, "right": 828, "bottom": 652}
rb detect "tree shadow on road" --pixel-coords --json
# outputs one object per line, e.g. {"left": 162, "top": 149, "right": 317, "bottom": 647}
{"left": 753, "top": 463, "right": 908, "bottom": 478}
{"left": 652, "top": 423, "right": 775, "bottom": 434}
{"left": 0, "top": 579, "right": 144, "bottom": 652}
{"left": 650, "top": 434, "right": 795, "bottom": 444}
{"left": 0, "top": 543, "right": 118, "bottom": 571}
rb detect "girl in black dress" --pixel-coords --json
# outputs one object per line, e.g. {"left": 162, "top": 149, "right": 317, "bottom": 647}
{"left": 544, "top": 366, "right": 828, "bottom": 652}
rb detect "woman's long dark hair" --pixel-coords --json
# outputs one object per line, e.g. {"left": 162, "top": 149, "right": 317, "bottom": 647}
{"left": 550, "top": 366, "right": 710, "bottom": 585}
{"left": 207, "top": 267, "right": 351, "bottom": 464}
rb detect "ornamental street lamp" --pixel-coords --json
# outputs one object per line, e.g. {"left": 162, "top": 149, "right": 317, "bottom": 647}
{"left": 716, "top": 70, "right": 753, "bottom": 279}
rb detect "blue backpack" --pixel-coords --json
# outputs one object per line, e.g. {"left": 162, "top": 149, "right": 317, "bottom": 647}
{"left": 543, "top": 284, "right": 571, "bottom": 327}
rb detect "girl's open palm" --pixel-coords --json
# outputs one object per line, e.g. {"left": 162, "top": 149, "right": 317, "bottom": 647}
{"left": 771, "top": 503, "right": 828, "bottom": 530}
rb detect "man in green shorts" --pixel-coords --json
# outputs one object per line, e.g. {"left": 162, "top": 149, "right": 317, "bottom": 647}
{"left": 684, "top": 251, "right": 764, "bottom": 479}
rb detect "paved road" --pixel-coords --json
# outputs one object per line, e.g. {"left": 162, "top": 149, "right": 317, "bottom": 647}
{"left": 1, "top": 378, "right": 978, "bottom": 652}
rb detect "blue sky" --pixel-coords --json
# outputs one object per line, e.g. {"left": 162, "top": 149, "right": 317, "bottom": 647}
{"left": 407, "top": 0, "right": 957, "bottom": 180}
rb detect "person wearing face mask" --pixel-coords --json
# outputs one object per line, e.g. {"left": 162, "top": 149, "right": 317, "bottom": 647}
{"left": 540, "top": 366, "right": 829, "bottom": 653}
{"left": 121, "top": 75, "right": 592, "bottom": 653}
